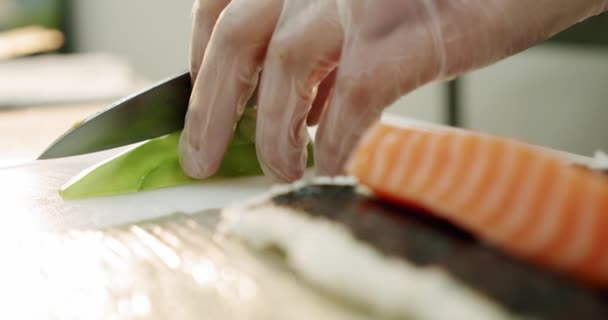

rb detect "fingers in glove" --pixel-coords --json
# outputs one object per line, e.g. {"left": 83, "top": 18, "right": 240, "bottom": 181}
{"left": 190, "top": 0, "right": 231, "bottom": 82}
{"left": 255, "top": 0, "right": 343, "bottom": 182}
{"left": 180, "top": 0, "right": 284, "bottom": 179}
{"left": 315, "top": 0, "right": 608, "bottom": 176}
{"left": 315, "top": 0, "right": 447, "bottom": 175}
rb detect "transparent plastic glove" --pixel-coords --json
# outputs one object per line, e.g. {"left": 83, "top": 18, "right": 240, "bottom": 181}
{"left": 181, "top": 0, "right": 608, "bottom": 182}
{"left": 181, "top": 0, "right": 341, "bottom": 182}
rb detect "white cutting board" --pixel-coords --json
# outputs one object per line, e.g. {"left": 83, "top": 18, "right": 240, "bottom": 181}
{"left": 0, "top": 146, "right": 275, "bottom": 233}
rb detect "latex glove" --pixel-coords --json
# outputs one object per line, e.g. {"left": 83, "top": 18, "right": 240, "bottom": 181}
{"left": 180, "top": 0, "right": 608, "bottom": 182}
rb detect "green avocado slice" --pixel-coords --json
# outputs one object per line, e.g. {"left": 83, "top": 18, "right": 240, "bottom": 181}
{"left": 59, "top": 107, "right": 314, "bottom": 200}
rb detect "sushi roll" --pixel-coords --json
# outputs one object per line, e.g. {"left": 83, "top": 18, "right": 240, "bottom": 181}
{"left": 220, "top": 181, "right": 608, "bottom": 320}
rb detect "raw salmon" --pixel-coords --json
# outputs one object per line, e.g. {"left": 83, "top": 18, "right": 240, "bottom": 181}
{"left": 346, "top": 120, "right": 608, "bottom": 287}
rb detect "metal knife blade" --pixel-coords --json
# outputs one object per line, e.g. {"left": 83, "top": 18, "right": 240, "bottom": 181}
{"left": 38, "top": 72, "right": 192, "bottom": 159}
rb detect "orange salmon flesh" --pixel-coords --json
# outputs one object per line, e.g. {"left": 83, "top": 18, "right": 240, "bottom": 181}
{"left": 346, "top": 121, "right": 608, "bottom": 287}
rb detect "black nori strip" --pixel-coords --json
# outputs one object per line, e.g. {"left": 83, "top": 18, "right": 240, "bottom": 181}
{"left": 269, "top": 184, "right": 608, "bottom": 319}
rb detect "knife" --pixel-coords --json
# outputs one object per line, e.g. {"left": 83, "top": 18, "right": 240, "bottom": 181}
{"left": 38, "top": 71, "right": 192, "bottom": 159}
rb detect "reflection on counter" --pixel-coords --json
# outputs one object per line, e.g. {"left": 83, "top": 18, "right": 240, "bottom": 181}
{"left": 0, "top": 212, "right": 369, "bottom": 320}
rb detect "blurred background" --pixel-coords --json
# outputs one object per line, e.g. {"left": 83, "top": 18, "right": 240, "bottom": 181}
{"left": 0, "top": 0, "right": 607, "bottom": 167}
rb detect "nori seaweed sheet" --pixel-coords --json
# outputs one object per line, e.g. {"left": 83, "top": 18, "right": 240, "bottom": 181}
{"left": 268, "top": 184, "right": 608, "bottom": 319}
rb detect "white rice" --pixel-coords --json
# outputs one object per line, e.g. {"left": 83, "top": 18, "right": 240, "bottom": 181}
{"left": 219, "top": 185, "right": 522, "bottom": 320}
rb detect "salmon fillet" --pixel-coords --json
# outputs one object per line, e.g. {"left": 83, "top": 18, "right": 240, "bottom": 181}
{"left": 346, "top": 121, "right": 608, "bottom": 287}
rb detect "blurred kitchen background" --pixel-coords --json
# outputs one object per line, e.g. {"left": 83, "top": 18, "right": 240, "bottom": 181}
{"left": 1, "top": 0, "right": 607, "bottom": 167}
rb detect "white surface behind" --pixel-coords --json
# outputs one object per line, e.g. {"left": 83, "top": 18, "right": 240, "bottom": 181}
{"left": 71, "top": 0, "right": 192, "bottom": 80}
{"left": 464, "top": 45, "right": 608, "bottom": 155}
{"left": 0, "top": 53, "right": 137, "bottom": 107}
{"left": 387, "top": 45, "right": 608, "bottom": 156}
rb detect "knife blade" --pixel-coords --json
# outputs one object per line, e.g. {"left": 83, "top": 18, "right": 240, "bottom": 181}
{"left": 38, "top": 71, "right": 192, "bottom": 159}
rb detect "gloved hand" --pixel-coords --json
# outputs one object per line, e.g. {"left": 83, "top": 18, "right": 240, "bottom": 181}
{"left": 180, "top": 0, "right": 608, "bottom": 182}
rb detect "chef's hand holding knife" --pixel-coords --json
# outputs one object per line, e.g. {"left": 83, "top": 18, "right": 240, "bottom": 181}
{"left": 179, "top": 0, "right": 608, "bottom": 182}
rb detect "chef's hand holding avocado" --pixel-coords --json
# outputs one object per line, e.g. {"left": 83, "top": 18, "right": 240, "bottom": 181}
{"left": 180, "top": 0, "right": 608, "bottom": 182}
{"left": 61, "top": 0, "right": 608, "bottom": 199}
